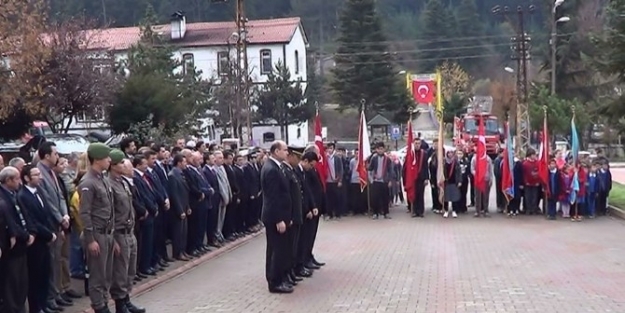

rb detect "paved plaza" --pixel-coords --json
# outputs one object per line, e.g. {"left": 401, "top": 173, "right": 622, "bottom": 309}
{"left": 126, "top": 189, "right": 625, "bottom": 313}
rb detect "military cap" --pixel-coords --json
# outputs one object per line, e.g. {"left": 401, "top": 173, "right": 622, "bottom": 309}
{"left": 288, "top": 146, "right": 305, "bottom": 157}
{"left": 87, "top": 143, "right": 112, "bottom": 160}
{"left": 109, "top": 149, "right": 125, "bottom": 165}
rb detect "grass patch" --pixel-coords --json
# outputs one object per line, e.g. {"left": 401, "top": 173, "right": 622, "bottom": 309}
{"left": 609, "top": 182, "right": 625, "bottom": 209}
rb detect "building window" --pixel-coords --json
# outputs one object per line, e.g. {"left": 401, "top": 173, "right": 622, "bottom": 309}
{"left": 294, "top": 50, "right": 299, "bottom": 74}
{"left": 182, "top": 53, "right": 194, "bottom": 75}
{"left": 77, "top": 106, "right": 106, "bottom": 122}
{"left": 260, "top": 49, "right": 272, "bottom": 75}
{"left": 262, "top": 132, "right": 275, "bottom": 143}
{"left": 218, "top": 51, "right": 229, "bottom": 76}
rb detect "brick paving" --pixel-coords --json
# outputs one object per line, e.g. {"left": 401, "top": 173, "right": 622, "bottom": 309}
{"left": 126, "top": 190, "right": 625, "bottom": 313}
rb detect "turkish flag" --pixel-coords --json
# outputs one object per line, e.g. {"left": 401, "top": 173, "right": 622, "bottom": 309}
{"left": 403, "top": 121, "right": 416, "bottom": 202}
{"left": 412, "top": 80, "right": 435, "bottom": 104}
{"left": 475, "top": 116, "right": 487, "bottom": 193}
{"left": 314, "top": 111, "right": 328, "bottom": 190}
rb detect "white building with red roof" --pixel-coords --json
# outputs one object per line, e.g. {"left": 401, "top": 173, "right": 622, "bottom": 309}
{"left": 67, "top": 14, "right": 310, "bottom": 146}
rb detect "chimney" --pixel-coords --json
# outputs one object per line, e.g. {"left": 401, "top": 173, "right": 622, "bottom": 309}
{"left": 170, "top": 11, "right": 186, "bottom": 40}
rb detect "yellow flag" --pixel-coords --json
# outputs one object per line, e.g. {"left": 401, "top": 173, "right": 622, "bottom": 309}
{"left": 405, "top": 72, "right": 412, "bottom": 91}
{"left": 435, "top": 70, "right": 445, "bottom": 205}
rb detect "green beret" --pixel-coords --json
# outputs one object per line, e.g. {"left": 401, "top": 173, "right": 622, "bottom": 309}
{"left": 87, "top": 143, "right": 112, "bottom": 160}
{"left": 109, "top": 149, "right": 125, "bottom": 164}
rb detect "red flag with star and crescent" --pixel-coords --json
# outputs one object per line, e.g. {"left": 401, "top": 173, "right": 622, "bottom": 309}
{"left": 314, "top": 110, "right": 328, "bottom": 190}
{"left": 475, "top": 116, "right": 488, "bottom": 193}
{"left": 412, "top": 80, "right": 435, "bottom": 104}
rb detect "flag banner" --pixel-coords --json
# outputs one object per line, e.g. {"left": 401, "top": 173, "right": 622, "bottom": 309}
{"left": 475, "top": 116, "right": 488, "bottom": 193}
{"left": 314, "top": 110, "right": 328, "bottom": 190}
{"left": 357, "top": 108, "right": 371, "bottom": 191}
{"left": 501, "top": 121, "right": 515, "bottom": 202}
{"left": 404, "top": 121, "right": 416, "bottom": 202}
{"left": 569, "top": 114, "right": 580, "bottom": 204}
{"left": 539, "top": 108, "right": 550, "bottom": 195}
{"left": 412, "top": 80, "right": 435, "bottom": 104}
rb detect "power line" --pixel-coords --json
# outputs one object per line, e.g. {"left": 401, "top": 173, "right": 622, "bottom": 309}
{"left": 333, "top": 43, "right": 513, "bottom": 57}
{"left": 333, "top": 53, "right": 507, "bottom": 66}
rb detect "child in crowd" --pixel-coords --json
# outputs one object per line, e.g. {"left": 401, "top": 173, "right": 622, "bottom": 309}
{"left": 572, "top": 163, "right": 586, "bottom": 221}
{"left": 546, "top": 159, "right": 561, "bottom": 220}
{"left": 559, "top": 163, "right": 573, "bottom": 218}
{"left": 586, "top": 163, "right": 598, "bottom": 218}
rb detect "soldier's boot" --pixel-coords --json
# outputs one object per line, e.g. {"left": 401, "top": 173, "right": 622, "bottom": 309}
{"left": 125, "top": 296, "right": 146, "bottom": 313}
{"left": 94, "top": 305, "right": 112, "bottom": 313}
{"left": 115, "top": 299, "right": 131, "bottom": 313}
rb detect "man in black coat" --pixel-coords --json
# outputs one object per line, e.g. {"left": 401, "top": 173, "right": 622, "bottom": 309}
{"left": 167, "top": 154, "right": 191, "bottom": 261}
{"left": 222, "top": 150, "right": 240, "bottom": 241}
{"left": 243, "top": 152, "right": 262, "bottom": 231}
{"left": 233, "top": 154, "right": 249, "bottom": 234}
{"left": 260, "top": 141, "right": 293, "bottom": 294}
{"left": 0, "top": 166, "right": 35, "bottom": 313}
{"left": 302, "top": 147, "right": 325, "bottom": 269}
{"left": 282, "top": 146, "right": 307, "bottom": 288}
{"left": 293, "top": 150, "right": 318, "bottom": 279}
{"left": 411, "top": 138, "right": 431, "bottom": 218}
{"left": 18, "top": 164, "right": 58, "bottom": 313}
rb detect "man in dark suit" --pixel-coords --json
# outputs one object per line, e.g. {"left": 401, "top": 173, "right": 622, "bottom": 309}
{"left": 202, "top": 153, "right": 221, "bottom": 248}
{"left": 144, "top": 149, "right": 171, "bottom": 270}
{"left": 233, "top": 154, "right": 249, "bottom": 234}
{"left": 168, "top": 154, "right": 191, "bottom": 261}
{"left": 244, "top": 151, "right": 262, "bottom": 231}
{"left": 324, "top": 143, "right": 344, "bottom": 219}
{"left": 18, "top": 164, "right": 58, "bottom": 313}
{"left": 261, "top": 141, "right": 293, "bottom": 294}
{"left": 222, "top": 150, "right": 240, "bottom": 241}
{"left": 0, "top": 166, "right": 34, "bottom": 313}
{"left": 131, "top": 155, "right": 160, "bottom": 276}
{"left": 183, "top": 151, "right": 211, "bottom": 256}
{"left": 0, "top": 200, "right": 10, "bottom": 311}
{"left": 294, "top": 151, "right": 319, "bottom": 278}
{"left": 302, "top": 146, "right": 326, "bottom": 269}
{"left": 411, "top": 137, "right": 431, "bottom": 218}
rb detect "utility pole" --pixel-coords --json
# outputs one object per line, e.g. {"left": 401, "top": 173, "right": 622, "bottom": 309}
{"left": 493, "top": 5, "right": 534, "bottom": 153}
{"left": 551, "top": 0, "right": 570, "bottom": 95}
{"left": 235, "top": 0, "right": 251, "bottom": 144}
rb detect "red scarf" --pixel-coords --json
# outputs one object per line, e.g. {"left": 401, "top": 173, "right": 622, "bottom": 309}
{"left": 446, "top": 160, "right": 455, "bottom": 179}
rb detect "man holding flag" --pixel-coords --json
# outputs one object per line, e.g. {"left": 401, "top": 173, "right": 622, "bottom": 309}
{"left": 471, "top": 116, "right": 494, "bottom": 217}
{"left": 367, "top": 142, "right": 393, "bottom": 219}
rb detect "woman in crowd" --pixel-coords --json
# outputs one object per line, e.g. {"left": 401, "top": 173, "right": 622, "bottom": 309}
{"left": 69, "top": 153, "right": 89, "bottom": 279}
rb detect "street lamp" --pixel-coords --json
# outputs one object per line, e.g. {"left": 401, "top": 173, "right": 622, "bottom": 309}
{"left": 551, "top": 0, "right": 570, "bottom": 95}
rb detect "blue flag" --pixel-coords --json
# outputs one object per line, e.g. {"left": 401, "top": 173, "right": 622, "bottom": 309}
{"left": 569, "top": 117, "right": 580, "bottom": 204}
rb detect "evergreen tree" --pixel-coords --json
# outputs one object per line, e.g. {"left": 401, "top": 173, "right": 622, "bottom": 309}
{"left": 254, "top": 62, "right": 312, "bottom": 139}
{"left": 454, "top": 0, "right": 485, "bottom": 74}
{"left": 331, "top": 0, "right": 409, "bottom": 118}
{"left": 109, "top": 4, "right": 211, "bottom": 136}
{"left": 418, "top": 0, "right": 456, "bottom": 71}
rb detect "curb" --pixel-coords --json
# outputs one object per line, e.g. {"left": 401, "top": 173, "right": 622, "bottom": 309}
{"left": 608, "top": 205, "right": 625, "bottom": 220}
{"left": 80, "top": 230, "right": 264, "bottom": 313}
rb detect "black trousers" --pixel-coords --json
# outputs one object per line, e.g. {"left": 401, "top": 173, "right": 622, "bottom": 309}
{"left": 170, "top": 215, "right": 185, "bottom": 258}
{"left": 370, "top": 182, "right": 389, "bottom": 216}
{"left": 495, "top": 176, "right": 504, "bottom": 209}
{"left": 523, "top": 186, "right": 541, "bottom": 214}
{"left": 1, "top": 253, "right": 28, "bottom": 313}
{"left": 431, "top": 185, "right": 442, "bottom": 211}
{"left": 152, "top": 209, "right": 167, "bottom": 266}
{"left": 206, "top": 207, "right": 219, "bottom": 244}
{"left": 326, "top": 182, "right": 342, "bottom": 217}
{"left": 307, "top": 215, "right": 320, "bottom": 261}
{"left": 469, "top": 174, "right": 476, "bottom": 205}
{"left": 236, "top": 198, "right": 248, "bottom": 232}
{"left": 223, "top": 201, "right": 237, "bottom": 238}
{"left": 244, "top": 198, "right": 258, "bottom": 229}
{"left": 265, "top": 224, "right": 290, "bottom": 288}
{"left": 349, "top": 183, "right": 367, "bottom": 215}
{"left": 138, "top": 219, "right": 154, "bottom": 272}
{"left": 186, "top": 208, "right": 200, "bottom": 253}
{"left": 411, "top": 180, "right": 427, "bottom": 216}
{"left": 28, "top": 241, "right": 51, "bottom": 313}
{"left": 297, "top": 217, "right": 314, "bottom": 267}
{"left": 288, "top": 224, "right": 301, "bottom": 271}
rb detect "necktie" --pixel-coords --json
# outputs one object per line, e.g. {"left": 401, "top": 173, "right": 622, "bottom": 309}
{"left": 34, "top": 191, "right": 44, "bottom": 207}
{"left": 143, "top": 174, "right": 153, "bottom": 189}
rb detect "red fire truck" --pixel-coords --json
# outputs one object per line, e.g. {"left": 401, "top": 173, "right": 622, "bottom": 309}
{"left": 453, "top": 96, "right": 501, "bottom": 157}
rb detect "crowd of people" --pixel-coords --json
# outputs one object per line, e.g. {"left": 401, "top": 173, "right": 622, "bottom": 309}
{"left": 0, "top": 137, "right": 327, "bottom": 313}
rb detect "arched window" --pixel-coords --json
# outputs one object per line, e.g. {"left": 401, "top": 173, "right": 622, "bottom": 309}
{"left": 294, "top": 50, "right": 299, "bottom": 74}
{"left": 260, "top": 49, "right": 272, "bottom": 74}
{"left": 182, "top": 53, "right": 194, "bottom": 75}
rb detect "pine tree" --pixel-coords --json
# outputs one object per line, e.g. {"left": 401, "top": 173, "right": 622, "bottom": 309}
{"left": 454, "top": 0, "right": 484, "bottom": 74}
{"left": 418, "top": 0, "right": 456, "bottom": 72}
{"left": 331, "top": 0, "right": 409, "bottom": 118}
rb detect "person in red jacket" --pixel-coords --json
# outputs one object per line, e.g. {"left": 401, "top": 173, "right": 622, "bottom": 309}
{"left": 558, "top": 163, "right": 574, "bottom": 218}
{"left": 572, "top": 163, "right": 587, "bottom": 221}
{"left": 522, "top": 149, "right": 541, "bottom": 215}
